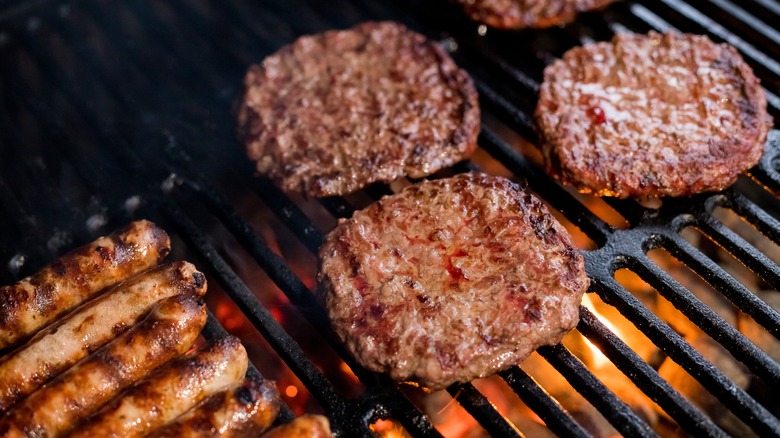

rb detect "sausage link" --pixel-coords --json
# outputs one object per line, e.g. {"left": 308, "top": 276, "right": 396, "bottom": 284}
{"left": 0, "top": 261, "right": 206, "bottom": 413}
{"left": 0, "top": 220, "right": 171, "bottom": 348}
{"left": 0, "top": 295, "right": 206, "bottom": 438}
{"left": 69, "top": 336, "right": 249, "bottom": 438}
{"left": 261, "top": 415, "right": 332, "bottom": 438}
{"left": 149, "top": 378, "right": 280, "bottom": 438}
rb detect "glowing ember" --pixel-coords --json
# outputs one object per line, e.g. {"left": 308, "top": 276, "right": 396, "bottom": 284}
{"left": 371, "top": 419, "right": 411, "bottom": 438}
{"left": 285, "top": 385, "right": 299, "bottom": 398}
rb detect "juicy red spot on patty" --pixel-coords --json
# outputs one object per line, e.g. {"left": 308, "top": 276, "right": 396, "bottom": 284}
{"left": 445, "top": 257, "right": 466, "bottom": 281}
{"left": 586, "top": 105, "right": 607, "bottom": 124}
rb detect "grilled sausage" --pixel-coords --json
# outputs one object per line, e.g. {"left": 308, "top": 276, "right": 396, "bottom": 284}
{"left": 0, "top": 295, "right": 206, "bottom": 438}
{"left": 0, "top": 220, "right": 171, "bottom": 348}
{"left": 261, "top": 415, "right": 332, "bottom": 438}
{"left": 70, "top": 336, "right": 249, "bottom": 438}
{"left": 149, "top": 379, "right": 280, "bottom": 438}
{"left": 0, "top": 261, "right": 206, "bottom": 413}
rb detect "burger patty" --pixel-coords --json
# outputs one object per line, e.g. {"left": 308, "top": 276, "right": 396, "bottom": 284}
{"left": 535, "top": 31, "right": 772, "bottom": 199}
{"left": 456, "top": 0, "right": 615, "bottom": 29}
{"left": 318, "top": 173, "right": 588, "bottom": 390}
{"left": 237, "top": 21, "right": 480, "bottom": 198}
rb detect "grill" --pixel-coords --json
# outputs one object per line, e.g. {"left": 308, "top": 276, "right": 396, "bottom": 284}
{"left": 1, "top": 0, "right": 779, "bottom": 436}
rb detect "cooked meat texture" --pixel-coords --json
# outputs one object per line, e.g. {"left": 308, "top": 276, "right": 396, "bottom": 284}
{"left": 261, "top": 415, "right": 332, "bottom": 438}
{"left": 319, "top": 172, "right": 588, "bottom": 390}
{"left": 237, "top": 21, "right": 480, "bottom": 197}
{"left": 535, "top": 31, "right": 772, "bottom": 199}
{"left": 0, "top": 295, "right": 206, "bottom": 438}
{"left": 149, "top": 379, "right": 280, "bottom": 438}
{"left": 456, "top": 0, "right": 614, "bottom": 29}
{"left": 70, "top": 336, "right": 249, "bottom": 438}
{"left": 0, "top": 261, "right": 206, "bottom": 413}
{"left": 0, "top": 220, "right": 171, "bottom": 348}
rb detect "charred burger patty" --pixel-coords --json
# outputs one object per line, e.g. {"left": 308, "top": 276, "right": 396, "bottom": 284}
{"left": 318, "top": 173, "right": 588, "bottom": 390}
{"left": 238, "top": 21, "right": 480, "bottom": 198}
{"left": 535, "top": 31, "right": 771, "bottom": 199}
{"left": 456, "top": 0, "right": 615, "bottom": 29}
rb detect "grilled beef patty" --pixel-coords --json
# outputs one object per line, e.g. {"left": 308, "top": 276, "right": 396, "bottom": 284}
{"left": 318, "top": 173, "right": 588, "bottom": 390}
{"left": 535, "top": 32, "right": 771, "bottom": 199}
{"left": 456, "top": 0, "right": 614, "bottom": 29}
{"left": 237, "top": 21, "right": 479, "bottom": 198}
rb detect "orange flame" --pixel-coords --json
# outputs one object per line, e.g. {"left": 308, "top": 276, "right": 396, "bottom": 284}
{"left": 581, "top": 295, "right": 622, "bottom": 369}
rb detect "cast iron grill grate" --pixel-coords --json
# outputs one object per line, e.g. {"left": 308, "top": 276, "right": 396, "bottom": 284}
{"left": 0, "top": 0, "right": 779, "bottom": 436}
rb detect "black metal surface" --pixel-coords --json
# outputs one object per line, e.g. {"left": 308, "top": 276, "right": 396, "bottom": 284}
{"left": 0, "top": 0, "right": 779, "bottom": 436}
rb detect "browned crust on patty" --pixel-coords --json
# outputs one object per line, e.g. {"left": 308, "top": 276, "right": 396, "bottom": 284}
{"left": 456, "top": 0, "right": 615, "bottom": 29}
{"left": 237, "top": 21, "right": 480, "bottom": 198}
{"left": 318, "top": 173, "right": 588, "bottom": 390}
{"left": 535, "top": 31, "right": 772, "bottom": 199}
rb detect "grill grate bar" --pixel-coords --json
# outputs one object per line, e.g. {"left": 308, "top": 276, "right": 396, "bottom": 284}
{"left": 753, "top": 0, "right": 780, "bottom": 15}
{"left": 577, "top": 307, "right": 728, "bottom": 437}
{"left": 447, "top": 385, "right": 524, "bottom": 437}
{"left": 699, "top": 213, "right": 780, "bottom": 292}
{"left": 750, "top": 131, "right": 780, "bottom": 195}
{"left": 537, "top": 344, "right": 658, "bottom": 437}
{"left": 472, "top": 79, "right": 537, "bottom": 140}
{"left": 628, "top": 3, "right": 676, "bottom": 33}
{"left": 700, "top": 0, "right": 780, "bottom": 47}
{"left": 459, "top": 41, "right": 541, "bottom": 95}
{"left": 588, "top": 271, "right": 780, "bottom": 436}
{"left": 498, "top": 367, "right": 591, "bottom": 438}
{"left": 728, "top": 187, "right": 780, "bottom": 244}
{"left": 598, "top": 197, "right": 650, "bottom": 228}
{"left": 251, "top": 178, "right": 324, "bottom": 254}
{"left": 318, "top": 197, "right": 357, "bottom": 219}
{"left": 633, "top": 251, "right": 780, "bottom": 385}
{"left": 649, "top": 0, "right": 780, "bottom": 78}
{"left": 664, "top": 231, "right": 780, "bottom": 340}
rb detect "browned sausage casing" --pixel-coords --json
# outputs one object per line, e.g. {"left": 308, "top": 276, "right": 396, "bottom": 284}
{"left": 261, "top": 415, "right": 332, "bottom": 438}
{"left": 0, "top": 261, "right": 206, "bottom": 413}
{"left": 149, "top": 378, "right": 280, "bottom": 438}
{"left": 0, "top": 220, "right": 171, "bottom": 349}
{"left": 0, "top": 295, "right": 206, "bottom": 438}
{"left": 70, "top": 336, "right": 249, "bottom": 438}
